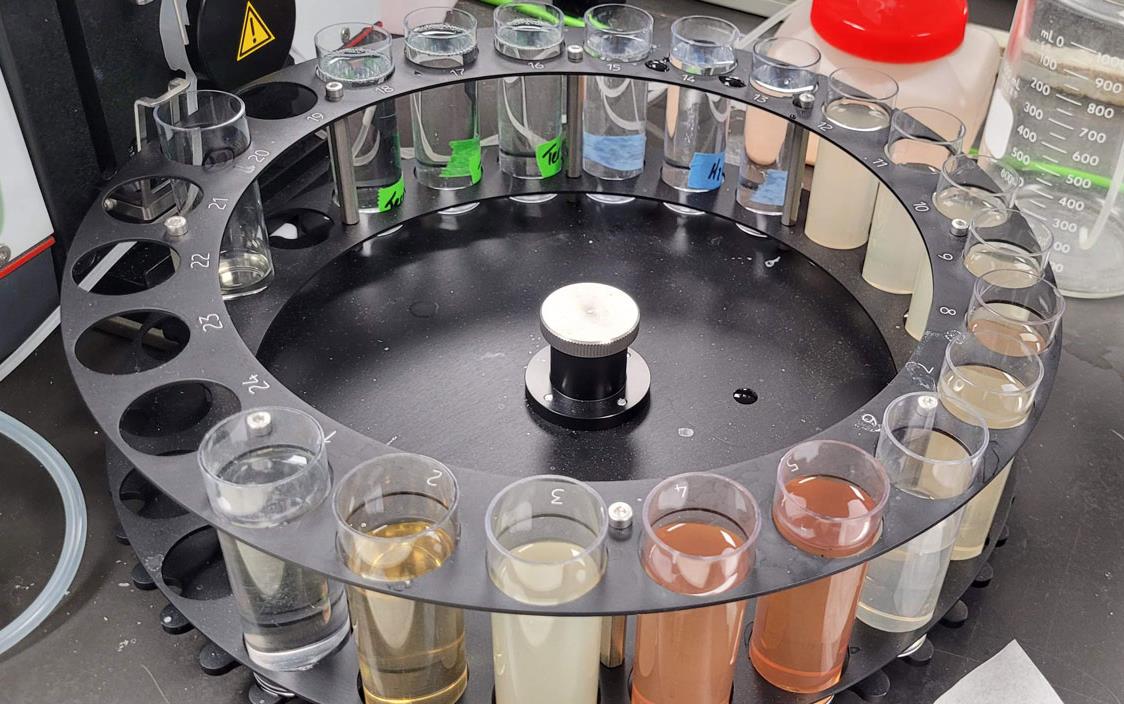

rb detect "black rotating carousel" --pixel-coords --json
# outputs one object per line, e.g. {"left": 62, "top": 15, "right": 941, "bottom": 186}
{"left": 61, "top": 21, "right": 1056, "bottom": 704}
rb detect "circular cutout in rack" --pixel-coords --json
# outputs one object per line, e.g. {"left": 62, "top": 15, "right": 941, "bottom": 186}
{"left": 240, "top": 82, "right": 318, "bottom": 120}
{"left": 119, "top": 381, "right": 241, "bottom": 456}
{"left": 71, "top": 240, "right": 181, "bottom": 295}
{"left": 102, "top": 177, "right": 203, "bottom": 224}
{"left": 119, "top": 468, "right": 189, "bottom": 519}
{"left": 75, "top": 311, "right": 190, "bottom": 375}
{"left": 161, "top": 527, "right": 232, "bottom": 601}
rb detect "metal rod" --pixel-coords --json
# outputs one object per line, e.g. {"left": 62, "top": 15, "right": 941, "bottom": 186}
{"left": 600, "top": 614, "right": 627, "bottom": 668}
{"left": 325, "top": 82, "right": 361, "bottom": 226}
{"left": 780, "top": 122, "right": 810, "bottom": 227}
{"left": 781, "top": 92, "right": 816, "bottom": 228}
{"left": 566, "top": 44, "right": 584, "bottom": 179}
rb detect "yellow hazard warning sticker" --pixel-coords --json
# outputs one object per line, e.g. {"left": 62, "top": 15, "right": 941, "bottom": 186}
{"left": 237, "top": 1, "right": 275, "bottom": 61}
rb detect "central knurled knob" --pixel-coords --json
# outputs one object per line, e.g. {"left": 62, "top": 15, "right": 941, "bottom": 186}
{"left": 539, "top": 283, "right": 640, "bottom": 359}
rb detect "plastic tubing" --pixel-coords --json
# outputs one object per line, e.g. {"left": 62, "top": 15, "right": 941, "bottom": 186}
{"left": 0, "top": 410, "right": 87, "bottom": 655}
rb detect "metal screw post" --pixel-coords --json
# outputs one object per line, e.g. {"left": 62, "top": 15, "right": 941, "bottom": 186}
{"left": 566, "top": 45, "right": 585, "bottom": 179}
{"left": 324, "top": 82, "right": 360, "bottom": 225}
{"left": 163, "top": 215, "right": 188, "bottom": 241}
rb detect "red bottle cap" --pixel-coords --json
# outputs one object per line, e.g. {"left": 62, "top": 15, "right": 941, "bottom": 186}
{"left": 811, "top": 0, "right": 967, "bottom": 64}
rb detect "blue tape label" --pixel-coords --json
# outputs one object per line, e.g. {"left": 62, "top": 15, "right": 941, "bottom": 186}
{"left": 583, "top": 132, "right": 646, "bottom": 172}
{"left": 753, "top": 169, "right": 788, "bottom": 206}
{"left": 687, "top": 151, "right": 725, "bottom": 190}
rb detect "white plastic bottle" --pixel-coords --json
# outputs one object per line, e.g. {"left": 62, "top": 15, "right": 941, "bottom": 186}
{"left": 776, "top": 0, "right": 1002, "bottom": 157}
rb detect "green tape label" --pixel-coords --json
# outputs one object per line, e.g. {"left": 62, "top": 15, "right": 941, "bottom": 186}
{"left": 376, "top": 178, "right": 405, "bottom": 213}
{"left": 440, "top": 137, "right": 483, "bottom": 184}
{"left": 535, "top": 135, "right": 564, "bottom": 178}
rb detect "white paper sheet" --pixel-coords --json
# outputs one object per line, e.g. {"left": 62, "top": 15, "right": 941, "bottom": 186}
{"left": 935, "top": 641, "right": 1064, "bottom": 704}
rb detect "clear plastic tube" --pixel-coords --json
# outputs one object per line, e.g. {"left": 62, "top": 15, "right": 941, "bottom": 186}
{"left": 0, "top": 410, "right": 87, "bottom": 655}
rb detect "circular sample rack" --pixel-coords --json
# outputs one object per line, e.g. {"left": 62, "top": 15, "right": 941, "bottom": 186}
{"left": 62, "top": 25, "right": 1058, "bottom": 704}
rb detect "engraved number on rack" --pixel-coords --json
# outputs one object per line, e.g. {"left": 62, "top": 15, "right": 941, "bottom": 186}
{"left": 307, "top": 112, "right": 325, "bottom": 123}
{"left": 817, "top": 121, "right": 833, "bottom": 131}
{"left": 376, "top": 85, "right": 394, "bottom": 94}
{"left": 682, "top": 74, "right": 695, "bottom": 83}
{"left": 189, "top": 253, "right": 211, "bottom": 269}
{"left": 242, "top": 374, "right": 270, "bottom": 395}
{"left": 940, "top": 253, "right": 954, "bottom": 261}
{"left": 198, "top": 314, "right": 223, "bottom": 332}
{"left": 247, "top": 149, "right": 270, "bottom": 163}
{"left": 450, "top": 68, "right": 465, "bottom": 76}
{"left": 675, "top": 483, "right": 687, "bottom": 498}
{"left": 208, "top": 197, "right": 229, "bottom": 210}
{"left": 551, "top": 488, "right": 565, "bottom": 505}
{"left": 427, "top": 469, "right": 443, "bottom": 487}
{"left": 607, "top": 63, "right": 622, "bottom": 72}
{"left": 868, "top": 157, "right": 888, "bottom": 168}
{"left": 939, "top": 306, "right": 957, "bottom": 316}
{"left": 528, "top": 61, "right": 544, "bottom": 70}
{"left": 912, "top": 202, "right": 930, "bottom": 212}
{"left": 752, "top": 93, "right": 768, "bottom": 104}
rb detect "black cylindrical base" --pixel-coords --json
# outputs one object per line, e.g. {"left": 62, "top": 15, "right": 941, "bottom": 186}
{"left": 525, "top": 346, "right": 650, "bottom": 430}
{"left": 549, "top": 347, "right": 628, "bottom": 401}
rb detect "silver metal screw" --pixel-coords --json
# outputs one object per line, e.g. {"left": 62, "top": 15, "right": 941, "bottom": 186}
{"left": 245, "top": 411, "right": 273, "bottom": 437}
{"left": 608, "top": 501, "right": 633, "bottom": 530}
{"left": 950, "top": 218, "right": 970, "bottom": 238}
{"left": 567, "top": 44, "right": 584, "bottom": 63}
{"left": 0, "top": 245, "right": 10, "bottom": 268}
{"left": 163, "top": 215, "right": 188, "bottom": 241}
{"left": 325, "top": 81, "right": 345, "bottom": 102}
{"left": 794, "top": 92, "right": 816, "bottom": 110}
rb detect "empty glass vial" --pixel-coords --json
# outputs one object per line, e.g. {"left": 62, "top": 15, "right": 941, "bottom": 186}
{"left": 315, "top": 23, "right": 403, "bottom": 214}
{"left": 740, "top": 37, "right": 820, "bottom": 215}
{"left": 582, "top": 4, "right": 654, "bottom": 204}
{"left": 857, "top": 392, "right": 988, "bottom": 632}
{"left": 335, "top": 453, "right": 467, "bottom": 704}
{"left": 661, "top": 16, "right": 737, "bottom": 195}
{"left": 197, "top": 408, "right": 349, "bottom": 671}
{"left": 494, "top": 2, "right": 565, "bottom": 204}
{"left": 405, "top": 7, "right": 482, "bottom": 213}
{"left": 154, "top": 90, "right": 273, "bottom": 298}
{"left": 486, "top": 476, "right": 608, "bottom": 704}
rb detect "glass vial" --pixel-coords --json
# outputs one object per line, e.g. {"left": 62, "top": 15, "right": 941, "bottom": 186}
{"left": 197, "top": 408, "right": 349, "bottom": 671}
{"left": 857, "top": 393, "right": 989, "bottom": 632}
{"left": 315, "top": 23, "right": 403, "bottom": 214}
{"left": 804, "top": 68, "right": 898, "bottom": 249}
{"left": 405, "top": 7, "right": 482, "bottom": 203}
{"left": 582, "top": 4, "right": 654, "bottom": 203}
{"left": 334, "top": 453, "right": 467, "bottom": 704}
{"left": 963, "top": 206, "right": 1054, "bottom": 279}
{"left": 154, "top": 90, "right": 274, "bottom": 298}
{"left": 661, "top": 16, "right": 737, "bottom": 194}
{"left": 494, "top": 2, "right": 565, "bottom": 204}
{"left": 749, "top": 440, "right": 889, "bottom": 693}
{"left": 632, "top": 472, "right": 761, "bottom": 704}
{"left": 486, "top": 476, "right": 608, "bottom": 704}
{"left": 739, "top": 37, "right": 820, "bottom": 215}
{"left": 866, "top": 106, "right": 966, "bottom": 296}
